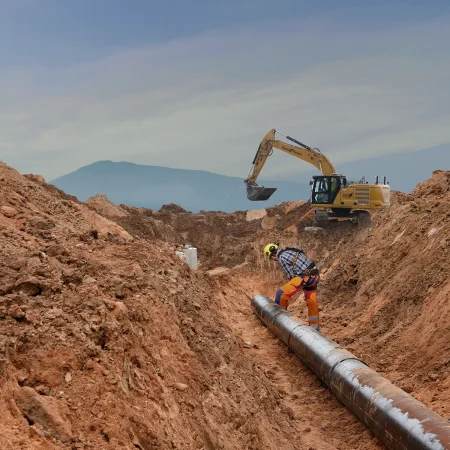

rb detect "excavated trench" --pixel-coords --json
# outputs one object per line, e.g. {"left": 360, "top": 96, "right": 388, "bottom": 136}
{"left": 251, "top": 294, "right": 450, "bottom": 450}
{"left": 212, "top": 270, "right": 384, "bottom": 449}
{"left": 210, "top": 261, "right": 450, "bottom": 450}
{"left": 185, "top": 198, "right": 449, "bottom": 448}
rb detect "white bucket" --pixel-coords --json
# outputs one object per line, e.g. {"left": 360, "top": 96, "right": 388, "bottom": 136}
{"left": 184, "top": 247, "right": 198, "bottom": 270}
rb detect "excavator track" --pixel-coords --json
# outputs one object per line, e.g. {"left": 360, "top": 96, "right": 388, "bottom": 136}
{"left": 314, "top": 209, "right": 329, "bottom": 225}
{"left": 355, "top": 210, "right": 371, "bottom": 226}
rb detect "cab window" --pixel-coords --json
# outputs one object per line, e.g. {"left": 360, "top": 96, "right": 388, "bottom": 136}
{"left": 312, "top": 178, "right": 329, "bottom": 204}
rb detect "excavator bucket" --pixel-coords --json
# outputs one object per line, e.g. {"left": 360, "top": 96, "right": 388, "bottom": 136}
{"left": 246, "top": 182, "right": 277, "bottom": 201}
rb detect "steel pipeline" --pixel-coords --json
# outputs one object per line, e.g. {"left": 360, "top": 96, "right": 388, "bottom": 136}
{"left": 251, "top": 294, "right": 450, "bottom": 450}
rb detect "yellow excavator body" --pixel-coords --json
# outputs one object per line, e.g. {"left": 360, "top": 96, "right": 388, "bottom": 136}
{"left": 244, "top": 129, "right": 391, "bottom": 223}
{"left": 333, "top": 183, "right": 391, "bottom": 210}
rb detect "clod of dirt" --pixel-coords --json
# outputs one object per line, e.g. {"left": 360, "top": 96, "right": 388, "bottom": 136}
{"left": 14, "top": 387, "right": 73, "bottom": 443}
{"left": 14, "top": 276, "right": 42, "bottom": 296}
{"left": 261, "top": 215, "right": 278, "bottom": 230}
{"left": 8, "top": 305, "right": 26, "bottom": 321}
{"left": 304, "top": 226, "right": 327, "bottom": 235}
{"left": 1, "top": 205, "right": 18, "bottom": 218}
{"left": 246, "top": 209, "right": 267, "bottom": 221}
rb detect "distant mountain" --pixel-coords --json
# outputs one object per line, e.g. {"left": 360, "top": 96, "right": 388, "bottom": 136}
{"left": 51, "top": 161, "right": 310, "bottom": 213}
{"left": 278, "top": 145, "right": 450, "bottom": 193}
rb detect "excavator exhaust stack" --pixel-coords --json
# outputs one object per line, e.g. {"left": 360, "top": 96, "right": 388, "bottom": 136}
{"left": 246, "top": 182, "right": 277, "bottom": 201}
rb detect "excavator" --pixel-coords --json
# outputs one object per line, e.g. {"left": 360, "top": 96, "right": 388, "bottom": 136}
{"left": 244, "top": 129, "right": 391, "bottom": 224}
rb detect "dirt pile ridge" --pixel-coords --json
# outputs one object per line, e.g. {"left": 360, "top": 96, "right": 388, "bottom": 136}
{"left": 85, "top": 195, "right": 128, "bottom": 219}
{"left": 0, "top": 162, "right": 328, "bottom": 449}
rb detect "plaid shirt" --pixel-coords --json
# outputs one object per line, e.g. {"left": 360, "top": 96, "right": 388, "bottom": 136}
{"left": 277, "top": 248, "right": 312, "bottom": 280}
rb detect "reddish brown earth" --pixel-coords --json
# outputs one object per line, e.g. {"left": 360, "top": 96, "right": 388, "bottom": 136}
{"left": 1, "top": 161, "right": 449, "bottom": 449}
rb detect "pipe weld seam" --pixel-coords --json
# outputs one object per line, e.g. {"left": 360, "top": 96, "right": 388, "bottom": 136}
{"left": 329, "top": 357, "right": 369, "bottom": 382}
{"left": 286, "top": 323, "right": 309, "bottom": 349}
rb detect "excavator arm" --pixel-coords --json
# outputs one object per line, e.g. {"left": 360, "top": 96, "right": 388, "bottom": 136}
{"left": 244, "top": 129, "right": 336, "bottom": 201}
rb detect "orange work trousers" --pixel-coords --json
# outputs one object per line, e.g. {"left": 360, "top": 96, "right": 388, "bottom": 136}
{"left": 274, "top": 275, "right": 320, "bottom": 331}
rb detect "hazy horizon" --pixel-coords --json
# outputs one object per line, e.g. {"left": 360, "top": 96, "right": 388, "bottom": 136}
{"left": 1, "top": 1, "right": 450, "bottom": 181}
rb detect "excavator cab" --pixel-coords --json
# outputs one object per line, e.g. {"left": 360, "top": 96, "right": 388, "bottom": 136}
{"left": 311, "top": 175, "right": 343, "bottom": 205}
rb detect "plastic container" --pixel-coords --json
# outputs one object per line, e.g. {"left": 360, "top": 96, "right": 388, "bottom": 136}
{"left": 184, "top": 247, "right": 198, "bottom": 270}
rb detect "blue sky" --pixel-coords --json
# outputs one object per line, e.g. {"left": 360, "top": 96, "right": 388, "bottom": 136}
{"left": 1, "top": 0, "right": 450, "bottom": 179}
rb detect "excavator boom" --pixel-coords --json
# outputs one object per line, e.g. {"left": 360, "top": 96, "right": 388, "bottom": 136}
{"left": 245, "top": 129, "right": 336, "bottom": 201}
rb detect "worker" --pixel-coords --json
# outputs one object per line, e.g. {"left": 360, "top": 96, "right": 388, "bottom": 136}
{"left": 331, "top": 177, "right": 338, "bottom": 196}
{"left": 264, "top": 242, "right": 320, "bottom": 331}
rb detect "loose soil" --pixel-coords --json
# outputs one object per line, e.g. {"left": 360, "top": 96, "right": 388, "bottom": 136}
{"left": 1, "top": 161, "right": 449, "bottom": 449}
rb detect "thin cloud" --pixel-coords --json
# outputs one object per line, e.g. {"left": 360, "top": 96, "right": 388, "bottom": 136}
{"left": 1, "top": 17, "right": 450, "bottom": 180}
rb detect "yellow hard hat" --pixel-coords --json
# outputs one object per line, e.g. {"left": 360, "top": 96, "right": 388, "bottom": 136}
{"left": 264, "top": 242, "right": 279, "bottom": 260}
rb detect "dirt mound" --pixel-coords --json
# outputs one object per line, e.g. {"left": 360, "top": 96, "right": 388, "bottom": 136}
{"left": 112, "top": 200, "right": 312, "bottom": 270}
{"left": 159, "top": 203, "right": 187, "bottom": 213}
{"left": 85, "top": 194, "right": 128, "bottom": 218}
{"left": 1, "top": 162, "right": 333, "bottom": 449}
{"left": 410, "top": 170, "right": 450, "bottom": 198}
{"left": 115, "top": 205, "right": 183, "bottom": 243}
